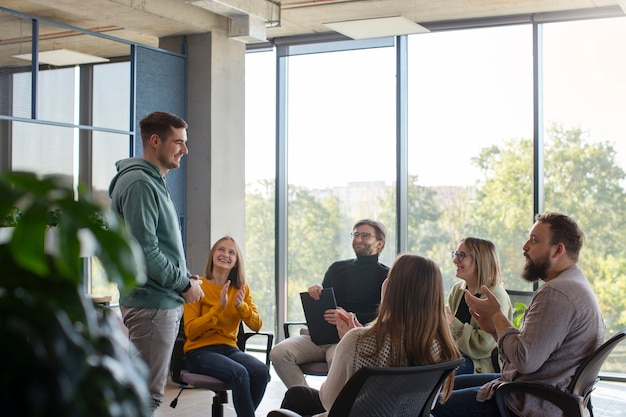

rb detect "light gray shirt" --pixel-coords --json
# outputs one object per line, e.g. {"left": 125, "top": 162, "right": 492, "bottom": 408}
{"left": 478, "top": 264, "right": 605, "bottom": 417}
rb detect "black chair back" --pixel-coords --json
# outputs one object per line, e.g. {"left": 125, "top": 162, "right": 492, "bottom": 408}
{"left": 328, "top": 358, "right": 464, "bottom": 417}
{"left": 570, "top": 329, "right": 626, "bottom": 396}
{"left": 495, "top": 328, "right": 626, "bottom": 417}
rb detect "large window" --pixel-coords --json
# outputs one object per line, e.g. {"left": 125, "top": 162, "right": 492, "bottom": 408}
{"left": 542, "top": 17, "right": 626, "bottom": 373}
{"left": 407, "top": 25, "right": 534, "bottom": 293}
{"left": 245, "top": 13, "right": 626, "bottom": 369}
{"left": 245, "top": 49, "right": 277, "bottom": 333}
{"left": 0, "top": 9, "right": 134, "bottom": 305}
{"left": 284, "top": 45, "right": 397, "bottom": 323}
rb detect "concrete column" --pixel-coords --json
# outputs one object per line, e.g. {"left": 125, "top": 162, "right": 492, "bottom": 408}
{"left": 161, "top": 30, "right": 247, "bottom": 275}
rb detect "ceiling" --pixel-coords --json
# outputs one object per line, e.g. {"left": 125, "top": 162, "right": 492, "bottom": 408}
{"left": 0, "top": 0, "right": 623, "bottom": 64}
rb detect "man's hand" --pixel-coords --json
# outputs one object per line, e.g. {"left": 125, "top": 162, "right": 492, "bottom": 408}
{"left": 182, "top": 276, "right": 204, "bottom": 304}
{"left": 465, "top": 285, "right": 511, "bottom": 339}
{"left": 323, "top": 308, "right": 338, "bottom": 325}
{"left": 308, "top": 284, "right": 323, "bottom": 300}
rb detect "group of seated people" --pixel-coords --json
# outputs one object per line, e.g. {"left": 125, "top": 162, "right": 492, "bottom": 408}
{"left": 182, "top": 213, "right": 605, "bottom": 417}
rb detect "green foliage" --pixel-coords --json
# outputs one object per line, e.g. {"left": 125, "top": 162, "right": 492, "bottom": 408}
{"left": 0, "top": 206, "right": 20, "bottom": 226}
{"left": 245, "top": 181, "right": 343, "bottom": 327}
{"left": 469, "top": 124, "right": 626, "bottom": 332}
{"left": 0, "top": 171, "right": 150, "bottom": 417}
{"left": 244, "top": 180, "right": 277, "bottom": 328}
{"left": 512, "top": 301, "right": 527, "bottom": 329}
{"left": 244, "top": 124, "right": 626, "bottom": 339}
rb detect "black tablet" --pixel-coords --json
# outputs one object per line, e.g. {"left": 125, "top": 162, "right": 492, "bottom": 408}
{"left": 300, "top": 287, "right": 340, "bottom": 345}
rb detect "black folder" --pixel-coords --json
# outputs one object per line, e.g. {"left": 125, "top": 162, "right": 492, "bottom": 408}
{"left": 300, "top": 287, "right": 340, "bottom": 345}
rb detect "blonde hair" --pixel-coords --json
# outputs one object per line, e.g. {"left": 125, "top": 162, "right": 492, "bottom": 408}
{"left": 459, "top": 237, "right": 502, "bottom": 288}
{"left": 364, "top": 254, "right": 461, "bottom": 401}
{"left": 203, "top": 236, "right": 246, "bottom": 288}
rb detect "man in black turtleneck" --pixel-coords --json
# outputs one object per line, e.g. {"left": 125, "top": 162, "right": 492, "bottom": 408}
{"left": 270, "top": 219, "right": 389, "bottom": 388}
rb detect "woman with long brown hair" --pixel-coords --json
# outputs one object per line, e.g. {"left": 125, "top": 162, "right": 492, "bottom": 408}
{"left": 272, "top": 254, "right": 462, "bottom": 417}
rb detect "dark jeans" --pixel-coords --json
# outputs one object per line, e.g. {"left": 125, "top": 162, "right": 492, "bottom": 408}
{"left": 186, "top": 344, "right": 270, "bottom": 417}
{"left": 279, "top": 385, "right": 325, "bottom": 417}
{"left": 431, "top": 373, "right": 502, "bottom": 417}
{"left": 455, "top": 355, "right": 475, "bottom": 375}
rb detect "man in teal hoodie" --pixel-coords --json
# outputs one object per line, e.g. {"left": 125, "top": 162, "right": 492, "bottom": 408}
{"left": 108, "top": 111, "right": 204, "bottom": 412}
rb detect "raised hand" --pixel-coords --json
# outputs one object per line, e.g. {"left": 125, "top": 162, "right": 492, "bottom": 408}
{"left": 335, "top": 307, "right": 362, "bottom": 339}
{"left": 220, "top": 281, "right": 230, "bottom": 308}
{"left": 235, "top": 285, "right": 246, "bottom": 307}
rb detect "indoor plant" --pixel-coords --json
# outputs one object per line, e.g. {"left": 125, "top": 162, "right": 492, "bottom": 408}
{"left": 0, "top": 171, "right": 151, "bottom": 417}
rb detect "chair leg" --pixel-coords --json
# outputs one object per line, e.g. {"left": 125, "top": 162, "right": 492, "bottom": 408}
{"left": 211, "top": 390, "right": 229, "bottom": 417}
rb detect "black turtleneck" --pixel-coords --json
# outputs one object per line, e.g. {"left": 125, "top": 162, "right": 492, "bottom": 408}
{"left": 321, "top": 253, "right": 389, "bottom": 325}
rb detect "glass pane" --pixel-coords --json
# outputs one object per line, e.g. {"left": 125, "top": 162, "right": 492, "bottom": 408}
{"left": 542, "top": 17, "right": 626, "bottom": 372}
{"left": 0, "top": 12, "right": 33, "bottom": 118}
{"left": 408, "top": 25, "right": 534, "bottom": 293}
{"left": 245, "top": 50, "right": 276, "bottom": 333}
{"left": 286, "top": 46, "right": 397, "bottom": 321}
{"left": 89, "top": 256, "right": 120, "bottom": 306}
{"left": 38, "top": 67, "right": 76, "bottom": 124}
{"left": 93, "top": 61, "right": 131, "bottom": 131}
{"left": 12, "top": 120, "right": 76, "bottom": 182}
{"left": 92, "top": 130, "right": 130, "bottom": 209}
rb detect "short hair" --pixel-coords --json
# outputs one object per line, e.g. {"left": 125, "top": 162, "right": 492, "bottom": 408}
{"left": 353, "top": 219, "right": 387, "bottom": 250}
{"left": 535, "top": 212, "right": 585, "bottom": 262}
{"left": 204, "top": 236, "right": 246, "bottom": 288}
{"left": 459, "top": 237, "right": 502, "bottom": 288}
{"left": 139, "top": 111, "right": 188, "bottom": 145}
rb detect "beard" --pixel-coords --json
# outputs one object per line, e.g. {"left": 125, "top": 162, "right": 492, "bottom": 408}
{"left": 521, "top": 252, "right": 550, "bottom": 282}
{"left": 353, "top": 241, "right": 378, "bottom": 257}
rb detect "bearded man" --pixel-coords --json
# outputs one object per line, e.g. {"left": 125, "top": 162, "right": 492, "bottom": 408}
{"left": 432, "top": 211, "right": 605, "bottom": 417}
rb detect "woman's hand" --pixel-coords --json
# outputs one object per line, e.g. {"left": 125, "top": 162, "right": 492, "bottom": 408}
{"left": 220, "top": 281, "right": 230, "bottom": 308}
{"left": 235, "top": 285, "right": 246, "bottom": 307}
{"left": 445, "top": 306, "right": 455, "bottom": 325}
{"left": 336, "top": 307, "right": 362, "bottom": 339}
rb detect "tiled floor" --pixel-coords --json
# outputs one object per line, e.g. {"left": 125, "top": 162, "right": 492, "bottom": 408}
{"left": 155, "top": 367, "right": 626, "bottom": 417}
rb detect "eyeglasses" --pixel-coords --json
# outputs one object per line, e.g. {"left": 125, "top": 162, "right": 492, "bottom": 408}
{"left": 451, "top": 251, "right": 472, "bottom": 261}
{"left": 351, "top": 232, "right": 376, "bottom": 240}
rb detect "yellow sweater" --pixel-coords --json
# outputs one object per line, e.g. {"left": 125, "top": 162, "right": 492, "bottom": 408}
{"left": 183, "top": 277, "right": 262, "bottom": 353}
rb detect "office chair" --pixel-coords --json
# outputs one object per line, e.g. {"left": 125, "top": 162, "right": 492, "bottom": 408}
{"left": 267, "top": 357, "right": 465, "bottom": 417}
{"left": 283, "top": 322, "right": 329, "bottom": 376}
{"left": 495, "top": 328, "right": 626, "bottom": 417}
{"left": 169, "top": 320, "right": 274, "bottom": 417}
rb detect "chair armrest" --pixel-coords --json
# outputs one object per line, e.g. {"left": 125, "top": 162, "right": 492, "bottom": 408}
{"left": 495, "top": 381, "right": 587, "bottom": 417}
{"left": 239, "top": 331, "right": 274, "bottom": 367}
{"left": 267, "top": 409, "right": 303, "bottom": 417}
{"left": 283, "top": 322, "right": 307, "bottom": 338}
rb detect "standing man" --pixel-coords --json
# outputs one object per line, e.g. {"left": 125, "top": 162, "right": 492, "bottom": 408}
{"left": 432, "top": 212, "right": 605, "bottom": 417}
{"left": 109, "top": 111, "right": 204, "bottom": 412}
{"left": 270, "top": 219, "right": 389, "bottom": 388}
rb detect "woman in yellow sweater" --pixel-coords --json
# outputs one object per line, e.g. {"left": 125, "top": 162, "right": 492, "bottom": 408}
{"left": 184, "top": 236, "right": 269, "bottom": 417}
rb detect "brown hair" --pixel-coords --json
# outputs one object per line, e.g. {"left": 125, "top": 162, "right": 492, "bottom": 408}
{"left": 536, "top": 212, "right": 585, "bottom": 262}
{"left": 139, "top": 111, "right": 188, "bottom": 146}
{"left": 459, "top": 237, "right": 502, "bottom": 288}
{"left": 203, "top": 236, "right": 246, "bottom": 288}
{"left": 365, "top": 254, "right": 461, "bottom": 401}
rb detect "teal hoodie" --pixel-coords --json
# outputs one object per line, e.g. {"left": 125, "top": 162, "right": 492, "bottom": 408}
{"left": 108, "top": 157, "right": 190, "bottom": 309}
